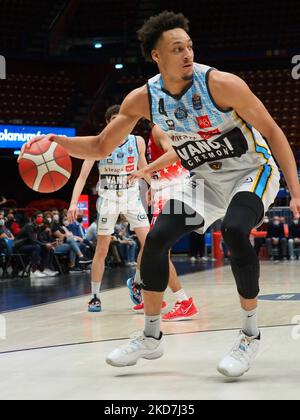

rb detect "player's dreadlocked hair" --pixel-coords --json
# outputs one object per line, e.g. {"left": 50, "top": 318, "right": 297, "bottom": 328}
{"left": 137, "top": 11, "right": 190, "bottom": 62}
{"left": 105, "top": 105, "right": 121, "bottom": 122}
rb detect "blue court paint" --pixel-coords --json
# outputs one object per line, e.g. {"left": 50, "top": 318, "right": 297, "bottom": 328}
{"left": 259, "top": 293, "right": 300, "bottom": 301}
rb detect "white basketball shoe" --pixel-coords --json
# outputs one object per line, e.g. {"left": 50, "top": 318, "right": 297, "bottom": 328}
{"left": 217, "top": 331, "right": 260, "bottom": 378}
{"left": 106, "top": 332, "right": 164, "bottom": 367}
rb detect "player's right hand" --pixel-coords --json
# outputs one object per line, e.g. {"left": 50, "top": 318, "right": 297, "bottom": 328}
{"left": 17, "top": 134, "right": 56, "bottom": 163}
{"left": 68, "top": 204, "right": 78, "bottom": 223}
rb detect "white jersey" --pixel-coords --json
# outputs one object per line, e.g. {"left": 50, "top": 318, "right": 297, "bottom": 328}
{"left": 97, "top": 135, "right": 139, "bottom": 202}
{"left": 148, "top": 63, "right": 278, "bottom": 201}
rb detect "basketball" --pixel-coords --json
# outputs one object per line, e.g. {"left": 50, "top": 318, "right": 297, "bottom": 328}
{"left": 18, "top": 138, "right": 72, "bottom": 193}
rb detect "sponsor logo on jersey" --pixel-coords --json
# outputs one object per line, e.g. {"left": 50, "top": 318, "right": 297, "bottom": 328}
{"left": 107, "top": 159, "right": 113, "bottom": 164}
{"left": 103, "top": 166, "right": 123, "bottom": 174}
{"left": 100, "top": 174, "right": 129, "bottom": 190}
{"left": 244, "top": 177, "right": 254, "bottom": 184}
{"left": 159, "top": 98, "right": 168, "bottom": 117}
{"left": 198, "top": 128, "right": 221, "bottom": 140}
{"left": 138, "top": 214, "right": 148, "bottom": 221}
{"left": 172, "top": 127, "right": 249, "bottom": 170}
{"left": 196, "top": 115, "right": 212, "bottom": 129}
{"left": 102, "top": 218, "right": 108, "bottom": 223}
{"left": 128, "top": 156, "right": 135, "bottom": 164}
{"left": 166, "top": 119, "right": 175, "bottom": 130}
{"left": 126, "top": 165, "right": 135, "bottom": 173}
{"left": 128, "top": 147, "right": 134, "bottom": 154}
{"left": 209, "top": 162, "right": 223, "bottom": 170}
{"left": 175, "top": 107, "right": 188, "bottom": 121}
{"left": 192, "top": 94, "right": 203, "bottom": 110}
{"left": 117, "top": 152, "right": 124, "bottom": 159}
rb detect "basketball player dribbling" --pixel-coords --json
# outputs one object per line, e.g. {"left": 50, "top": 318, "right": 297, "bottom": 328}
{"left": 21, "top": 11, "right": 300, "bottom": 377}
{"left": 68, "top": 105, "right": 150, "bottom": 312}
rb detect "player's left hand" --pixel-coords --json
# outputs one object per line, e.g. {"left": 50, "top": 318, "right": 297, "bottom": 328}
{"left": 290, "top": 197, "right": 300, "bottom": 219}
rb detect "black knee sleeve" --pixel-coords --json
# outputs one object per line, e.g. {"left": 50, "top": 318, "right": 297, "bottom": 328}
{"left": 141, "top": 200, "right": 204, "bottom": 293}
{"left": 221, "top": 192, "right": 264, "bottom": 299}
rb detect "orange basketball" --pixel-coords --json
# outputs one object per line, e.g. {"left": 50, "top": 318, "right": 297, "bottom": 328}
{"left": 18, "top": 138, "right": 72, "bottom": 193}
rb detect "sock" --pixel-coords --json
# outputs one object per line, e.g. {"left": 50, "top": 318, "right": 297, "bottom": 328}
{"left": 134, "top": 269, "right": 142, "bottom": 286}
{"left": 174, "top": 289, "right": 188, "bottom": 303}
{"left": 91, "top": 282, "right": 100, "bottom": 299}
{"left": 242, "top": 308, "right": 259, "bottom": 337}
{"left": 144, "top": 315, "right": 161, "bottom": 340}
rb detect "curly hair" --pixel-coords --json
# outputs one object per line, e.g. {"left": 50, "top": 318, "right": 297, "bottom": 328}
{"left": 105, "top": 105, "right": 121, "bottom": 122}
{"left": 137, "top": 11, "right": 190, "bottom": 61}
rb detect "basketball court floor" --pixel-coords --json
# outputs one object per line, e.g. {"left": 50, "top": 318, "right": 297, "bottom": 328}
{"left": 0, "top": 260, "right": 299, "bottom": 400}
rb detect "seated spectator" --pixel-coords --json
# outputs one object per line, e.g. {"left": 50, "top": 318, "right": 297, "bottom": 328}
{"left": 266, "top": 216, "right": 287, "bottom": 261}
{"left": 52, "top": 215, "right": 91, "bottom": 272}
{"left": 13, "top": 212, "right": 56, "bottom": 278}
{"left": 6, "top": 212, "right": 22, "bottom": 236}
{"left": 288, "top": 218, "right": 300, "bottom": 260}
{"left": 114, "top": 219, "right": 138, "bottom": 267}
{"left": 0, "top": 213, "right": 14, "bottom": 255}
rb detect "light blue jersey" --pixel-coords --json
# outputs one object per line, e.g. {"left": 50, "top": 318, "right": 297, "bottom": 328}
{"left": 98, "top": 135, "right": 139, "bottom": 199}
{"left": 147, "top": 63, "right": 277, "bottom": 182}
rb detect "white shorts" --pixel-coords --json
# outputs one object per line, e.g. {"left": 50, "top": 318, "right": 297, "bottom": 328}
{"left": 96, "top": 194, "right": 150, "bottom": 236}
{"left": 173, "top": 165, "right": 280, "bottom": 234}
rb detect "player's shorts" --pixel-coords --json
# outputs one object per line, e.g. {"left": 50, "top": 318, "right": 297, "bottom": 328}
{"left": 96, "top": 193, "right": 150, "bottom": 236}
{"left": 171, "top": 164, "right": 280, "bottom": 234}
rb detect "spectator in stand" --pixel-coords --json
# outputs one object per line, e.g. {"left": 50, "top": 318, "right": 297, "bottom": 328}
{"left": 0, "top": 213, "right": 15, "bottom": 255}
{"left": 85, "top": 221, "right": 97, "bottom": 248}
{"left": 52, "top": 215, "right": 91, "bottom": 272}
{"left": 6, "top": 212, "right": 22, "bottom": 236}
{"left": 13, "top": 212, "right": 57, "bottom": 278}
{"left": 288, "top": 218, "right": 300, "bottom": 260}
{"left": 266, "top": 216, "right": 288, "bottom": 261}
{"left": 0, "top": 196, "right": 7, "bottom": 207}
{"left": 189, "top": 232, "right": 207, "bottom": 263}
{"left": 115, "top": 218, "right": 138, "bottom": 267}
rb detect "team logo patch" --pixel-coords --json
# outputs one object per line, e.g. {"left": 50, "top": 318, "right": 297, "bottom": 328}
{"left": 117, "top": 191, "right": 124, "bottom": 197}
{"left": 196, "top": 115, "right": 212, "bottom": 129}
{"left": 198, "top": 129, "right": 221, "bottom": 140}
{"left": 126, "top": 165, "right": 135, "bottom": 172}
{"left": 192, "top": 94, "right": 202, "bottom": 110}
{"left": 128, "top": 157, "right": 134, "bottom": 164}
{"left": 159, "top": 98, "right": 168, "bottom": 117}
{"left": 128, "top": 147, "right": 134, "bottom": 154}
{"left": 209, "top": 162, "right": 223, "bottom": 170}
{"left": 166, "top": 119, "right": 175, "bottom": 130}
{"left": 175, "top": 107, "right": 188, "bottom": 121}
{"left": 117, "top": 152, "right": 124, "bottom": 159}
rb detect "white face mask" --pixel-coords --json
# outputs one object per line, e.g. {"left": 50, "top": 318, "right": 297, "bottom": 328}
{"left": 293, "top": 220, "right": 299, "bottom": 225}
{"left": 53, "top": 215, "right": 59, "bottom": 222}
{"left": 63, "top": 221, "right": 69, "bottom": 227}
{"left": 273, "top": 221, "right": 280, "bottom": 226}
{"left": 0, "top": 220, "right": 5, "bottom": 227}
{"left": 47, "top": 218, "right": 52, "bottom": 224}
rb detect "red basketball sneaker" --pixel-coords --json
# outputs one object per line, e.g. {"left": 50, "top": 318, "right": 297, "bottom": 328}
{"left": 132, "top": 301, "right": 167, "bottom": 314}
{"left": 162, "top": 297, "right": 198, "bottom": 322}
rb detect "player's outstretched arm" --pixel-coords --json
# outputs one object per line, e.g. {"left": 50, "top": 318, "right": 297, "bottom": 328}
{"left": 68, "top": 159, "right": 95, "bottom": 222}
{"left": 210, "top": 70, "right": 300, "bottom": 218}
{"left": 19, "top": 87, "right": 150, "bottom": 162}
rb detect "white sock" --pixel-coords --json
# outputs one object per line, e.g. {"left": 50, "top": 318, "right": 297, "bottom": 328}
{"left": 91, "top": 282, "right": 100, "bottom": 299}
{"left": 174, "top": 289, "right": 188, "bottom": 303}
{"left": 144, "top": 315, "right": 161, "bottom": 340}
{"left": 242, "top": 308, "right": 259, "bottom": 337}
{"left": 134, "top": 269, "right": 142, "bottom": 285}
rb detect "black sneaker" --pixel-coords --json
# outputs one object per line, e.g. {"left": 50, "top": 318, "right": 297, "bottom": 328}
{"left": 88, "top": 295, "right": 102, "bottom": 313}
{"left": 79, "top": 256, "right": 93, "bottom": 264}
